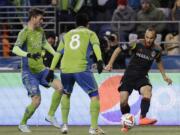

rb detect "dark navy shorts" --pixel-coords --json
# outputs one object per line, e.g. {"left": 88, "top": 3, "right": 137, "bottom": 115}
{"left": 22, "top": 69, "right": 50, "bottom": 97}
{"left": 118, "top": 75, "right": 152, "bottom": 95}
{"left": 61, "top": 71, "right": 98, "bottom": 97}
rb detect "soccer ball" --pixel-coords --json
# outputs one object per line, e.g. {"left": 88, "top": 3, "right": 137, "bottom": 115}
{"left": 121, "top": 113, "right": 135, "bottom": 128}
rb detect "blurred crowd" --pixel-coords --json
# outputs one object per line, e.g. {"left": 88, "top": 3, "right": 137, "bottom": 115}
{"left": 0, "top": 0, "right": 180, "bottom": 68}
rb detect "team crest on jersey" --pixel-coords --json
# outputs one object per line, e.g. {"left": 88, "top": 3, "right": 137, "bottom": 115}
{"left": 151, "top": 50, "right": 156, "bottom": 58}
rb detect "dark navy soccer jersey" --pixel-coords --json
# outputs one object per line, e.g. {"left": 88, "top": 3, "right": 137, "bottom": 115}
{"left": 119, "top": 41, "right": 162, "bottom": 77}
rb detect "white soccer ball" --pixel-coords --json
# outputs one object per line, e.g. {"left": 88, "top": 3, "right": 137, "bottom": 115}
{"left": 121, "top": 113, "right": 135, "bottom": 128}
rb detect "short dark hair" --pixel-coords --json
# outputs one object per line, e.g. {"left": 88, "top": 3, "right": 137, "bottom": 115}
{"left": 46, "top": 32, "right": 56, "bottom": 39}
{"left": 28, "top": 8, "right": 44, "bottom": 20}
{"left": 75, "top": 13, "right": 89, "bottom": 27}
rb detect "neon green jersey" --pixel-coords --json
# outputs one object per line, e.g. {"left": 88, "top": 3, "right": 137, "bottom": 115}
{"left": 57, "top": 26, "right": 102, "bottom": 73}
{"left": 14, "top": 26, "right": 46, "bottom": 73}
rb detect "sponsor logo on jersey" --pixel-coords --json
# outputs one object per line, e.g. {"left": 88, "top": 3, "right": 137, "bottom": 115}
{"left": 136, "top": 52, "right": 153, "bottom": 61}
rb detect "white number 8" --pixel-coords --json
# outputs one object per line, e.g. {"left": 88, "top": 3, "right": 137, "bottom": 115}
{"left": 69, "top": 34, "right": 80, "bottom": 50}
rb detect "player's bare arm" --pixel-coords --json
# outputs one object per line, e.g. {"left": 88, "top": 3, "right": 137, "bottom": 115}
{"left": 156, "top": 61, "right": 172, "bottom": 85}
{"left": 105, "top": 47, "right": 121, "bottom": 71}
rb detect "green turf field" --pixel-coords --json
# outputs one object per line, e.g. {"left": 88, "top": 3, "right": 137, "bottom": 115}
{"left": 0, "top": 126, "right": 180, "bottom": 135}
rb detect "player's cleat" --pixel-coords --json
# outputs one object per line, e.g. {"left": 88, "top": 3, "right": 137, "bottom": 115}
{"left": 121, "top": 127, "right": 128, "bottom": 133}
{"left": 18, "top": 124, "right": 31, "bottom": 133}
{"left": 89, "top": 127, "right": 105, "bottom": 135}
{"left": 61, "top": 123, "right": 68, "bottom": 134}
{"left": 45, "top": 115, "right": 60, "bottom": 128}
{"left": 139, "top": 117, "right": 157, "bottom": 125}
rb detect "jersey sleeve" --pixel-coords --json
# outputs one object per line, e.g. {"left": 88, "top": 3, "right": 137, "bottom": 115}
{"left": 14, "top": 29, "right": 27, "bottom": 47}
{"left": 57, "top": 37, "right": 65, "bottom": 54}
{"left": 90, "top": 32, "right": 102, "bottom": 61}
{"left": 42, "top": 30, "right": 47, "bottom": 47}
{"left": 50, "top": 37, "right": 64, "bottom": 70}
{"left": 90, "top": 31, "right": 100, "bottom": 45}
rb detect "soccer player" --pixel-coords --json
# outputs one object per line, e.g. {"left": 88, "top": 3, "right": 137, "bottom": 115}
{"left": 46, "top": 13, "right": 105, "bottom": 135}
{"left": 105, "top": 27, "right": 172, "bottom": 132}
{"left": 12, "top": 8, "right": 63, "bottom": 132}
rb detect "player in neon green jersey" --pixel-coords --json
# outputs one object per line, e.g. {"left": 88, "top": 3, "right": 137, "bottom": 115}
{"left": 12, "top": 8, "right": 63, "bottom": 132}
{"left": 46, "top": 13, "right": 105, "bottom": 135}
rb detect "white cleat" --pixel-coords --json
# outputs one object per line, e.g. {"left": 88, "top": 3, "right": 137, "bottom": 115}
{"left": 61, "top": 124, "right": 68, "bottom": 134}
{"left": 45, "top": 115, "right": 60, "bottom": 128}
{"left": 18, "top": 125, "right": 31, "bottom": 133}
{"left": 89, "top": 127, "right": 105, "bottom": 135}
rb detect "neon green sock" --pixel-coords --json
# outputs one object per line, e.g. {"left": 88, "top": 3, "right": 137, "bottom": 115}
{"left": 48, "top": 90, "right": 62, "bottom": 116}
{"left": 61, "top": 94, "right": 70, "bottom": 124}
{"left": 90, "top": 99, "right": 100, "bottom": 129}
{"left": 20, "top": 104, "right": 36, "bottom": 125}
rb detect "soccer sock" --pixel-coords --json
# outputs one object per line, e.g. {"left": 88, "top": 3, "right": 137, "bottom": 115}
{"left": 20, "top": 104, "right": 36, "bottom": 125}
{"left": 140, "top": 98, "right": 150, "bottom": 118}
{"left": 90, "top": 99, "right": 100, "bottom": 129}
{"left": 121, "top": 104, "right": 130, "bottom": 114}
{"left": 61, "top": 94, "right": 70, "bottom": 124}
{"left": 48, "top": 90, "right": 62, "bottom": 116}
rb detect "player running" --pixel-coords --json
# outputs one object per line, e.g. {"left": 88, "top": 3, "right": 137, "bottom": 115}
{"left": 12, "top": 8, "right": 63, "bottom": 132}
{"left": 105, "top": 27, "right": 172, "bottom": 132}
{"left": 46, "top": 13, "right": 105, "bottom": 135}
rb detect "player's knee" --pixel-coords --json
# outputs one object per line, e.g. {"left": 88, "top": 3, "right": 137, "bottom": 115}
{"left": 32, "top": 96, "right": 41, "bottom": 108}
{"left": 52, "top": 79, "right": 63, "bottom": 92}
{"left": 55, "top": 86, "right": 63, "bottom": 93}
{"left": 140, "top": 86, "right": 152, "bottom": 98}
{"left": 142, "top": 89, "right": 152, "bottom": 98}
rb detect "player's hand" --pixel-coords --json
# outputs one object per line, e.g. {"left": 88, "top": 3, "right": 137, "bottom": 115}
{"left": 46, "top": 70, "right": 54, "bottom": 82}
{"left": 104, "top": 64, "right": 112, "bottom": 71}
{"left": 97, "top": 60, "right": 104, "bottom": 74}
{"left": 163, "top": 76, "right": 172, "bottom": 85}
{"left": 27, "top": 53, "right": 41, "bottom": 60}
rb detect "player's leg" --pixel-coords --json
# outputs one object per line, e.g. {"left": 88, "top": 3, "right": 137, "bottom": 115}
{"left": 40, "top": 69, "right": 63, "bottom": 128}
{"left": 89, "top": 95, "right": 105, "bottom": 135}
{"left": 119, "top": 91, "right": 130, "bottom": 132}
{"left": 21, "top": 95, "right": 41, "bottom": 124}
{"left": 75, "top": 71, "right": 105, "bottom": 135}
{"left": 140, "top": 85, "right": 152, "bottom": 118}
{"left": 48, "top": 79, "right": 63, "bottom": 117}
{"left": 120, "top": 91, "right": 130, "bottom": 114}
{"left": 139, "top": 85, "right": 157, "bottom": 125}
{"left": 61, "top": 93, "right": 71, "bottom": 134}
{"left": 60, "top": 73, "right": 75, "bottom": 134}
{"left": 19, "top": 71, "right": 41, "bottom": 132}
{"left": 45, "top": 79, "right": 63, "bottom": 128}
{"left": 118, "top": 78, "right": 133, "bottom": 132}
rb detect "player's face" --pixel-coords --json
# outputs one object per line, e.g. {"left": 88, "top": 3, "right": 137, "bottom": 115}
{"left": 144, "top": 30, "right": 156, "bottom": 47}
{"left": 47, "top": 37, "right": 55, "bottom": 45}
{"left": 33, "top": 15, "right": 44, "bottom": 28}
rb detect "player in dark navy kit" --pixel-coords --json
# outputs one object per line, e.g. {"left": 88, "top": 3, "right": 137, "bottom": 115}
{"left": 105, "top": 27, "right": 172, "bottom": 132}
